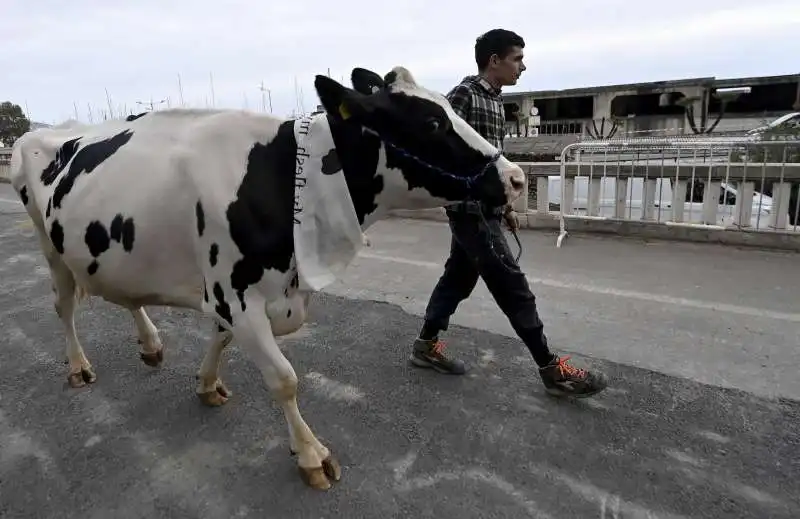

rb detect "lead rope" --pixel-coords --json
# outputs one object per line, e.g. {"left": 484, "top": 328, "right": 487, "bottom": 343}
{"left": 472, "top": 204, "right": 523, "bottom": 271}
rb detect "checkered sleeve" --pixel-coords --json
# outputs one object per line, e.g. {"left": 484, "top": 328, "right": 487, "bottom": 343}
{"left": 445, "top": 84, "right": 472, "bottom": 121}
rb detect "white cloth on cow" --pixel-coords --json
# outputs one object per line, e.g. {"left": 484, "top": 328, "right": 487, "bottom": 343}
{"left": 293, "top": 113, "right": 364, "bottom": 292}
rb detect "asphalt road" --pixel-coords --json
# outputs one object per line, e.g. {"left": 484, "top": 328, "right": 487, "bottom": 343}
{"left": 0, "top": 183, "right": 798, "bottom": 519}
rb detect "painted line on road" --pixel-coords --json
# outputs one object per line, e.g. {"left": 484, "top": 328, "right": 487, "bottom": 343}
{"left": 357, "top": 251, "right": 800, "bottom": 323}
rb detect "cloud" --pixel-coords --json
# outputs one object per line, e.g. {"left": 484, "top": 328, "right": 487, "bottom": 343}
{"left": 2, "top": 0, "right": 798, "bottom": 123}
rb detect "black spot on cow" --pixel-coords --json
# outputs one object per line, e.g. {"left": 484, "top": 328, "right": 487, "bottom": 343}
{"left": 203, "top": 280, "right": 209, "bottom": 303}
{"left": 196, "top": 201, "right": 205, "bottom": 237}
{"left": 52, "top": 130, "right": 134, "bottom": 210}
{"left": 109, "top": 214, "right": 136, "bottom": 252}
{"left": 84, "top": 221, "right": 111, "bottom": 274}
{"left": 321, "top": 149, "right": 342, "bottom": 175}
{"left": 216, "top": 323, "right": 226, "bottom": 333}
{"left": 45, "top": 198, "right": 52, "bottom": 218}
{"left": 41, "top": 137, "right": 82, "bottom": 186}
{"left": 50, "top": 220, "right": 65, "bottom": 254}
{"left": 125, "top": 112, "right": 147, "bottom": 122}
{"left": 226, "top": 121, "right": 297, "bottom": 311}
{"left": 85, "top": 221, "right": 111, "bottom": 257}
{"left": 209, "top": 243, "right": 219, "bottom": 267}
{"left": 19, "top": 186, "right": 28, "bottom": 206}
{"left": 121, "top": 219, "right": 135, "bottom": 252}
{"left": 286, "top": 309, "right": 292, "bottom": 319}
{"left": 87, "top": 261, "right": 99, "bottom": 275}
{"left": 212, "top": 282, "right": 233, "bottom": 326}
{"left": 109, "top": 214, "right": 124, "bottom": 242}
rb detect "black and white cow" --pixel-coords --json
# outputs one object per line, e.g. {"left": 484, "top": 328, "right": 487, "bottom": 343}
{"left": 10, "top": 66, "right": 525, "bottom": 490}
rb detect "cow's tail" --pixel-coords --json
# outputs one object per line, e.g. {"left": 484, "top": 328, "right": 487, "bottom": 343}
{"left": 11, "top": 136, "right": 92, "bottom": 305}
{"left": 8, "top": 137, "right": 26, "bottom": 191}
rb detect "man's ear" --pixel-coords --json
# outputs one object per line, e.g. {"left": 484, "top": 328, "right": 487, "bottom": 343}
{"left": 314, "top": 75, "right": 368, "bottom": 121}
{"left": 351, "top": 67, "right": 385, "bottom": 95}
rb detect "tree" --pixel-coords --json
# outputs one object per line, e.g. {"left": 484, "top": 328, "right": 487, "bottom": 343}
{"left": 0, "top": 101, "right": 31, "bottom": 146}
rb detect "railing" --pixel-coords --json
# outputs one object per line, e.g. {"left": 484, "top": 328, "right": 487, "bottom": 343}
{"left": 517, "top": 136, "right": 800, "bottom": 247}
{"left": 0, "top": 148, "right": 11, "bottom": 183}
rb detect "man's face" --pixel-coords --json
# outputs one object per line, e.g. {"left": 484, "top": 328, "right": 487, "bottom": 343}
{"left": 490, "top": 45, "right": 526, "bottom": 86}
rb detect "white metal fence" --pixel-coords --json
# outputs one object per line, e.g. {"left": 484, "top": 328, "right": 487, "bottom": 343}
{"left": 519, "top": 137, "right": 800, "bottom": 247}
{"left": 0, "top": 148, "right": 11, "bottom": 183}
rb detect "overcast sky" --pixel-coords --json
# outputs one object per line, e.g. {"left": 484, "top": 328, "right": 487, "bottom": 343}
{"left": 4, "top": 0, "right": 799, "bottom": 124}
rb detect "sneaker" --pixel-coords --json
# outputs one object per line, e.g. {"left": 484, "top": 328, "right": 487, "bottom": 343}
{"left": 409, "top": 338, "right": 467, "bottom": 375}
{"left": 539, "top": 355, "right": 607, "bottom": 398}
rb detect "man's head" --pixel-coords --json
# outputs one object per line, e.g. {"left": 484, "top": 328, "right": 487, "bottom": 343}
{"left": 313, "top": 66, "right": 525, "bottom": 209}
{"left": 475, "top": 29, "right": 526, "bottom": 87}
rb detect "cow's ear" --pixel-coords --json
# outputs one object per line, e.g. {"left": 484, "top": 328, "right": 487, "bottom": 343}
{"left": 314, "top": 75, "right": 371, "bottom": 122}
{"left": 351, "top": 67, "right": 385, "bottom": 95}
{"left": 384, "top": 66, "right": 418, "bottom": 89}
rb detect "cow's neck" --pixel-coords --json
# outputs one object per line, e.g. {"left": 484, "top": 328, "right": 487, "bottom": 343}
{"left": 325, "top": 115, "right": 386, "bottom": 230}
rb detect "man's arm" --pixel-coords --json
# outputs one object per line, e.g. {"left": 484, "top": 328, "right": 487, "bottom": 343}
{"left": 445, "top": 84, "right": 472, "bottom": 122}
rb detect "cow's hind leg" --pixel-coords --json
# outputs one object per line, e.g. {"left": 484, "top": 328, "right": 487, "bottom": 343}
{"left": 131, "top": 308, "right": 165, "bottom": 367}
{"left": 25, "top": 205, "right": 94, "bottom": 387}
{"left": 52, "top": 262, "right": 96, "bottom": 388}
{"left": 233, "top": 300, "right": 341, "bottom": 490}
{"left": 196, "top": 321, "right": 233, "bottom": 406}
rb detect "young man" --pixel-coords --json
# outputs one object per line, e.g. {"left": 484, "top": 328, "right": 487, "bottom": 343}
{"left": 409, "top": 29, "right": 607, "bottom": 398}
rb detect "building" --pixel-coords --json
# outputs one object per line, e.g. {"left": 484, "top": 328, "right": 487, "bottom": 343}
{"left": 501, "top": 73, "right": 800, "bottom": 141}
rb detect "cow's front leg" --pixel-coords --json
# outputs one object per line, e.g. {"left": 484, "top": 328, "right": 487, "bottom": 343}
{"left": 131, "top": 308, "right": 165, "bottom": 367}
{"left": 196, "top": 321, "right": 233, "bottom": 406}
{"left": 234, "top": 296, "right": 341, "bottom": 490}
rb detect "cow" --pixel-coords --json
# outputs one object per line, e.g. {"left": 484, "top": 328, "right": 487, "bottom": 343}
{"left": 9, "top": 66, "right": 526, "bottom": 490}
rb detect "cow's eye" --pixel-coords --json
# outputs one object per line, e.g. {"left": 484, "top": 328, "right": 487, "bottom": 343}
{"left": 425, "top": 117, "right": 441, "bottom": 132}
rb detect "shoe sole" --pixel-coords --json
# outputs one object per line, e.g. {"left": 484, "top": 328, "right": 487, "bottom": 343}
{"left": 544, "top": 385, "right": 608, "bottom": 399}
{"left": 408, "top": 355, "right": 466, "bottom": 375}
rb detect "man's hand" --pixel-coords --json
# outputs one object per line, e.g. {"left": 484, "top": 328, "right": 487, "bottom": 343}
{"left": 503, "top": 207, "right": 519, "bottom": 231}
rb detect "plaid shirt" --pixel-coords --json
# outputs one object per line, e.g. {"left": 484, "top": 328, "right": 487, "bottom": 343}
{"left": 445, "top": 75, "right": 508, "bottom": 213}
{"left": 446, "top": 75, "right": 506, "bottom": 150}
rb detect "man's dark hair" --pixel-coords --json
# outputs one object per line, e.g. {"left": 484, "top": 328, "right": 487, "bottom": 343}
{"left": 474, "top": 29, "right": 525, "bottom": 71}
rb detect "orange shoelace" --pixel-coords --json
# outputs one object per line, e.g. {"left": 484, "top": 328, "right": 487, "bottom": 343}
{"left": 556, "top": 355, "right": 586, "bottom": 378}
{"left": 431, "top": 339, "right": 447, "bottom": 356}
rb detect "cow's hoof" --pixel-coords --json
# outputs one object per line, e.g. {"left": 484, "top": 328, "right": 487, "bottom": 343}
{"left": 298, "top": 466, "right": 332, "bottom": 490}
{"left": 197, "top": 380, "right": 231, "bottom": 407}
{"left": 67, "top": 367, "right": 97, "bottom": 388}
{"left": 140, "top": 348, "right": 164, "bottom": 367}
{"left": 322, "top": 455, "right": 342, "bottom": 482}
{"left": 298, "top": 454, "right": 341, "bottom": 490}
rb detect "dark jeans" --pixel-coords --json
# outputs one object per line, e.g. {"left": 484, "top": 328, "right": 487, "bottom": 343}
{"left": 421, "top": 206, "right": 554, "bottom": 367}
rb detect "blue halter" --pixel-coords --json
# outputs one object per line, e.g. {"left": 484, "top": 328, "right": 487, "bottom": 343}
{"left": 382, "top": 140, "right": 503, "bottom": 194}
{"left": 382, "top": 140, "right": 521, "bottom": 264}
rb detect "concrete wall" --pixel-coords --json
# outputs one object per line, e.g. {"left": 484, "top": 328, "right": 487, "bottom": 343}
{"left": 388, "top": 208, "right": 800, "bottom": 252}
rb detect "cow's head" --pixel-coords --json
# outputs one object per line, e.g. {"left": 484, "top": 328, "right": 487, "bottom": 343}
{"left": 313, "top": 66, "right": 525, "bottom": 210}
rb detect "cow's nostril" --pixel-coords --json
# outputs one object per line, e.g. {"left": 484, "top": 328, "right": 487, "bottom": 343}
{"left": 510, "top": 177, "right": 525, "bottom": 190}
